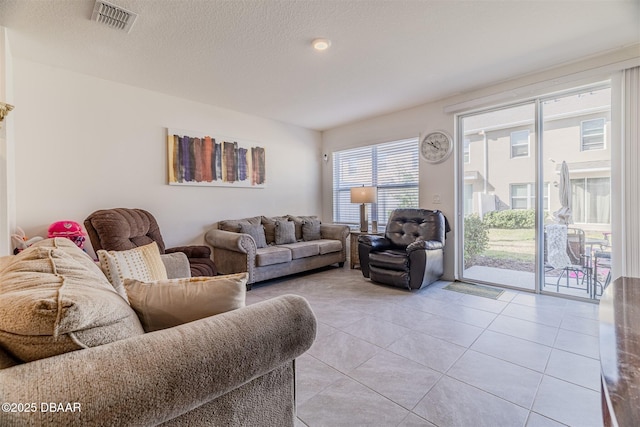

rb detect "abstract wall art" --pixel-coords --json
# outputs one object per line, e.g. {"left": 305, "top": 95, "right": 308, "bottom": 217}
{"left": 167, "top": 128, "right": 266, "bottom": 188}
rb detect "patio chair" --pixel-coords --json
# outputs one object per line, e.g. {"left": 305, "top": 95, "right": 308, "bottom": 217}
{"left": 593, "top": 250, "right": 612, "bottom": 298}
{"left": 544, "top": 224, "right": 590, "bottom": 294}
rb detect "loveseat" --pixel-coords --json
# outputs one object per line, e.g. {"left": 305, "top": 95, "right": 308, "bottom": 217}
{"left": 205, "top": 215, "right": 350, "bottom": 286}
{"left": 0, "top": 238, "right": 316, "bottom": 426}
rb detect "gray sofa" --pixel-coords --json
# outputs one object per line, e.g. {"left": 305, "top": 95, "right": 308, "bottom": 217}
{"left": 0, "top": 239, "right": 316, "bottom": 426}
{"left": 205, "top": 215, "right": 350, "bottom": 286}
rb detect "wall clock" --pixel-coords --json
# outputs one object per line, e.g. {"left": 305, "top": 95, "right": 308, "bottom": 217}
{"left": 420, "top": 131, "right": 453, "bottom": 164}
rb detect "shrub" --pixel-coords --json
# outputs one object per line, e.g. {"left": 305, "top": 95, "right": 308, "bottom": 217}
{"left": 464, "top": 214, "right": 488, "bottom": 264}
{"left": 483, "top": 209, "right": 535, "bottom": 229}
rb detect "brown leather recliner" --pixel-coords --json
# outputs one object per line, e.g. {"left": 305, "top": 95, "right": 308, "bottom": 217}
{"left": 84, "top": 208, "right": 216, "bottom": 277}
{"left": 358, "top": 209, "right": 449, "bottom": 290}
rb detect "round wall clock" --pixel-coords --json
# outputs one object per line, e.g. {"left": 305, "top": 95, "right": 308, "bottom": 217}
{"left": 420, "top": 131, "right": 453, "bottom": 164}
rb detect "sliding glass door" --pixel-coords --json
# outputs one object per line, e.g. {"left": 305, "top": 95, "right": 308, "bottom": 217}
{"left": 458, "top": 83, "right": 612, "bottom": 300}
{"left": 459, "top": 102, "right": 537, "bottom": 291}
{"left": 540, "top": 86, "right": 612, "bottom": 299}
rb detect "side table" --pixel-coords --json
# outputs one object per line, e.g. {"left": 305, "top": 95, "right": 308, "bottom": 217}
{"left": 349, "top": 231, "right": 383, "bottom": 269}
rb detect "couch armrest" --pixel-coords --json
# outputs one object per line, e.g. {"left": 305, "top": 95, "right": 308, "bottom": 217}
{"left": 0, "top": 295, "right": 316, "bottom": 427}
{"left": 166, "top": 245, "right": 211, "bottom": 258}
{"left": 320, "top": 224, "right": 350, "bottom": 241}
{"left": 358, "top": 235, "right": 392, "bottom": 251}
{"left": 160, "top": 252, "right": 191, "bottom": 279}
{"left": 205, "top": 229, "right": 255, "bottom": 254}
{"left": 407, "top": 240, "right": 444, "bottom": 253}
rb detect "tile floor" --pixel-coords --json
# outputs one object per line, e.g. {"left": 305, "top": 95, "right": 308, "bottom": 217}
{"left": 246, "top": 265, "right": 603, "bottom": 427}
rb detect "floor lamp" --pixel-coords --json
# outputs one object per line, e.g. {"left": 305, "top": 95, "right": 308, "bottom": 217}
{"left": 350, "top": 186, "right": 377, "bottom": 232}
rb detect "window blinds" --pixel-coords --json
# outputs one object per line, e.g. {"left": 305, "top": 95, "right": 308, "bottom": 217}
{"left": 332, "top": 138, "right": 419, "bottom": 226}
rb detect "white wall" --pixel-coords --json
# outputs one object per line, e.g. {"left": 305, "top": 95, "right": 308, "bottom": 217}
{"left": 0, "top": 27, "right": 15, "bottom": 256}
{"left": 322, "top": 45, "right": 640, "bottom": 281}
{"left": 12, "top": 58, "right": 322, "bottom": 256}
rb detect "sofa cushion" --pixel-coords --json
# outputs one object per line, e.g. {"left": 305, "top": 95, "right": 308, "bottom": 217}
{"left": 302, "top": 218, "right": 322, "bottom": 241}
{"left": 219, "top": 216, "right": 262, "bottom": 233}
{"left": 279, "top": 242, "right": 320, "bottom": 259}
{"left": 0, "top": 238, "right": 144, "bottom": 362}
{"left": 97, "top": 241, "right": 168, "bottom": 299}
{"left": 239, "top": 223, "right": 268, "bottom": 249}
{"left": 124, "top": 273, "right": 248, "bottom": 332}
{"left": 288, "top": 215, "right": 318, "bottom": 241}
{"left": 255, "top": 246, "right": 293, "bottom": 267}
{"left": 275, "top": 220, "right": 296, "bottom": 245}
{"left": 261, "top": 216, "right": 289, "bottom": 244}
{"left": 317, "top": 239, "right": 343, "bottom": 255}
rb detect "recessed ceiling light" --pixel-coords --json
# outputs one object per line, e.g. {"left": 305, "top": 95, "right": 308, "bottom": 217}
{"left": 312, "top": 38, "right": 331, "bottom": 51}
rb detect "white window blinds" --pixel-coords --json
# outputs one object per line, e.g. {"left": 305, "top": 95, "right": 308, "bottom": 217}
{"left": 332, "top": 138, "right": 419, "bottom": 226}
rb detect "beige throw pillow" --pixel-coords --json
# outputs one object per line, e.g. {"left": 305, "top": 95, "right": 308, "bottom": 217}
{"left": 98, "top": 241, "right": 168, "bottom": 299}
{"left": 124, "top": 273, "right": 248, "bottom": 332}
{"left": 0, "top": 238, "right": 144, "bottom": 362}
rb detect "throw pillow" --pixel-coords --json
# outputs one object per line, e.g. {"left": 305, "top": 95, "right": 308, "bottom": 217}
{"left": 288, "top": 215, "right": 319, "bottom": 241}
{"left": 261, "top": 216, "right": 289, "bottom": 245}
{"left": 0, "top": 238, "right": 144, "bottom": 362}
{"left": 124, "top": 273, "right": 248, "bottom": 332}
{"left": 97, "top": 241, "right": 168, "bottom": 299}
{"left": 239, "top": 223, "right": 268, "bottom": 248}
{"left": 302, "top": 219, "right": 322, "bottom": 241}
{"left": 218, "top": 216, "right": 262, "bottom": 232}
{"left": 274, "top": 220, "right": 296, "bottom": 245}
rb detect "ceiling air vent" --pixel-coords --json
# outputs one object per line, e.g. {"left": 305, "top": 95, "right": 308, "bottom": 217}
{"left": 91, "top": 0, "right": 138, "bottom": 33}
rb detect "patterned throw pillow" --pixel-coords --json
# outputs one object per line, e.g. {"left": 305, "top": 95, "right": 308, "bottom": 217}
{"left": 124, "top": 273, "right": 248, "bottom": 332}
{"left": 97, "top": 241, "right": 168, "bottom": 299}
{"left": 274, "top": 220, "right": 296, "bottom": 245}
{"left": 302, "top": 219, "right": 322, "bottom": 241}
{"left": 239, "top": 223, "right": 268, "bottom": 248}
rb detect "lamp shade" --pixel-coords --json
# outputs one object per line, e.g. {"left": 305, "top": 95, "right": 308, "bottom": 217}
{"left": 350, "top": 186, "right": 377, "bottom": 204}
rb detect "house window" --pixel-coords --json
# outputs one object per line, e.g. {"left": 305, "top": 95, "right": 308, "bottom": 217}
{"left": 333, "top": 138, "right": 419, "bottom": 226}
{"left": 571, "top": 177, "right": 610, "bottom": 224}
{"left": 581, "top": 118, "right": 606, "bottom": 151}
{"left": 510, "top": 130, "right": 530, "bottom": 158}
{"left": 510, "top": 183, "right": 549, "bottom": 210}
{"left": 463, "top": 138, "right": 470, "bottom": 163}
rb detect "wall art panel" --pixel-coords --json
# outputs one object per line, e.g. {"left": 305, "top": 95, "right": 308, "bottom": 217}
{"left": 167, "top": 128, "right": 266, "bottom": 188}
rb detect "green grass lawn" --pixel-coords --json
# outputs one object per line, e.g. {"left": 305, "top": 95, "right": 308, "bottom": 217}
{"left": 484, "top": 228, "right": 535, "bottom": 262}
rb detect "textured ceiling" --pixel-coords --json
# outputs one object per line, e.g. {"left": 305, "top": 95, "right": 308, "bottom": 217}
{"left": 0, "top": 0, "right": 639, "bottom": 131}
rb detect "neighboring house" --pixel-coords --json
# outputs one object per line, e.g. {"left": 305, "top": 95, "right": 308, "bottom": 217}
{"left": 462, "top": 88, "right": 611, "bottom": 233}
